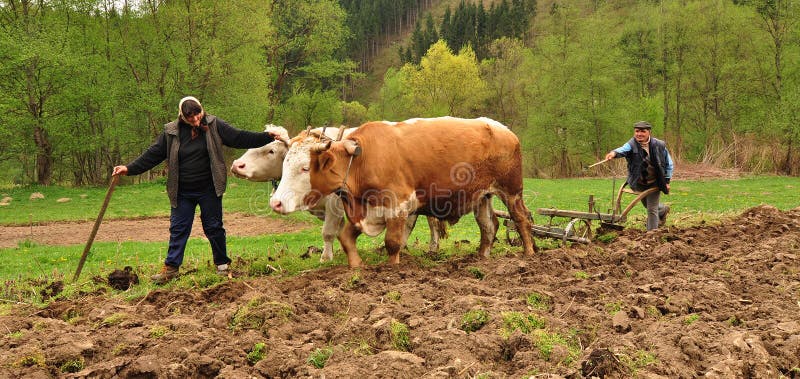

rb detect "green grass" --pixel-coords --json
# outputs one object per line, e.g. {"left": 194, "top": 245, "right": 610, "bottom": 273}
{"left": 0, "top": 176, "right": 797, "bottom": 301}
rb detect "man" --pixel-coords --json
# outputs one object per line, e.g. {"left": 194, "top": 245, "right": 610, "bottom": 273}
{"left": 113, "top": 96, "right": 283, "bottom": 284}
{"left": 604, "top": 121, "right": 674, "bottom": 231}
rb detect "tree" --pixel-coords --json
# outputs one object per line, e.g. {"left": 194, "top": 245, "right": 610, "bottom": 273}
{"left": 0, "top": 0, "right": 81, "bottom": 184}
{"left": 401, "top": 40, "right": 488, "bottom": 117}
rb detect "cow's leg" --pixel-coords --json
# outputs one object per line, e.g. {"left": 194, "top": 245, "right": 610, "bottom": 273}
{"left": 320, "top": 198, "right": 346, "bottom": 262}
{"left": 403, "top": 214, "right": 419, "bottom": 248}
{"left": 426, "top": 216, "right": 440, "bottom": 253}
{"left": 385, "top": 217, "right": 408, "bottom": 265}
{"left": 338, "top": 220, "right": 363, "bottom": 268}
{"left": 474, "top": 195, "right": 497, "bottom": 257}
{"left": 503, "top": 193, "right": 538, "bottom": 256}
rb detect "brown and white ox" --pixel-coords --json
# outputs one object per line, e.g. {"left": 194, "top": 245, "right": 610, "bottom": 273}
{"left": 305, "top": 117, "right": 537, "bottom": 268}
{"left": 270, "top": 127, "right": 446, "bottom": 261}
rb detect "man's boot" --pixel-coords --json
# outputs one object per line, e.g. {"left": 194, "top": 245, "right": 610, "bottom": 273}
{"left": 151, "top": 265, "right": 179, "bottom": 285}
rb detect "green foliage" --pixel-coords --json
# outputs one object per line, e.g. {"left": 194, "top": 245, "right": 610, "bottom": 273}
{"left": 247, "top": 342, "right": 267, "bottom": 365}
{"left": 460, "top": 309, "right": 490, "bottom": 333}
{"left": 574, "top": 271, "right": 590, "bottom": 280}
{"left": 341, "top": 100, "right": 367, "bottom": 127}
{"left": 60, "top": 357, "right": 85, "bottom": 373}
{"left": 525, "top": 292, "right": 552, "bottom": 311}
{"left": 684, "top": 313, "right": 701, "bottom": 325}
{"left": 15, "top": 352, "right": 45, "bottom": 368}
{"left": 532, "top": 330, "right": 581, "bottom": 365}
{"left": 400, "top": 41, "right": 488, "bottom": 117}
{"left": 618, "top": 349, "right": 658, "bottom": 375}
{"left": 149, "top": 325, "right": 168, "bottom": 339}
{"left": 276, "top": 90, "right": 343, "bottom": 130}
{"left": 384, "top": 290, "right": 402, "bottom": 303}
{"left": 466, "top": 266, "right": 485, "bottom": 280}
{"left": 390, "top": 320, "right": 410, "bottom": 351}
{"left": 307, "top": 347, "right": 333, "bottom": 369}
{"left": 345, "top": 272, "right": 363, "bottom": 289}
{"left": 605, "top": 301, "right": 624, "bottom": 315}
{"left": 100, "top": 313, "right": 127, "bottom": 327}
{"left": 229, "top": 298, "right": 294, "bottom": 333}
{"left": 597, "top": 232, "right": 618, "bottom": 243}
{"left": 500, "top": 311, "right": 546, "bottom": 337}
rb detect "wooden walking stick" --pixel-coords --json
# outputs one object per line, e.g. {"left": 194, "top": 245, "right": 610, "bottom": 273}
{"left": 73, "top": 174, "right": 120, "bottom": 282}
{"left": 587, "top": 158, "right": 611, "bottom": 169}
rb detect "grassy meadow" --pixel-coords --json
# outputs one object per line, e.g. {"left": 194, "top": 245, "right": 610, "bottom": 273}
{"left": 0, "top": 176, "right": 797, "bottom": 304}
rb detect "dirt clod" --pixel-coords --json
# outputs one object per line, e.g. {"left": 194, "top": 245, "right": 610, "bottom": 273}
{"left": 107, "top": 266, "right": 139, "bottom": 290}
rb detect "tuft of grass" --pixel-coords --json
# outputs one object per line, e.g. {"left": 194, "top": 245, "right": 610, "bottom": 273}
{"left": 345, "top": 272, "right": 363, "bottom": 289}
{"left": 15, "top": 352, "right": 45, "bottom": 368}
{"left": 6, "top": 330, "right": 24, "bottom": 339}
{"left": 684, "top": 313, "right": 701, "bottom": 325}
{"left": 574, "top": 271, "right": 590, "bottom": 280}
{"left": 351, "top": 340, "right": 374, "bottom": 356}
{"left": 100, "top": 312, "right": 127, "bottom": 327}
{"left": 605, "top": 301, "right": 624, "bottom": 315}
{"left": 500, "top": 311, "right": 546, "bottom": 337}
{"left": 229, "top": 299, "right": 294, "bottom": 333}
{"left": 525, "top": 292, "right": 551, "bottom": 311}
{"left": 596, "top": 232, "right": 618, "bottom": 243}
{"left": 726, "top": 315, "right": 743, "bottom": 326}
{"left": 390, "top": 320, "right": 410, "bottom": 351}
{"left": 247, "top": 342, "right": 267, "bottom": 365}
{"left": 111, "top": 343, "right": 127, "bottom": 356}
{"left": 149, "top": 325, "right": 169, "bottom": 338}
{"left": 248, "top": 258, "right": 280, "bottom": 276}
{"left": 619, "top": 349, "right": 658, "bottom": 375}
{"left": 63, "top": 308, "right": 82, "bottom": 324}
{"left": 60, "top": 357, "right": 85, "bottom": 373}
{"left": 466, "top": 266, "right": 485, "bottom": 280}
{"left": 460, "top": 309, "right": 490, "bottom": 333}
{"left": 384, "top": 290, "right": 401, "bottom": 303}
{"left": 532, "top": 330, "right": 581, "bottom": 365}
{"left": 307, "top": 347, "right": 333, "bottom": 369}
{"left": 17, "top": 239, "right": 38, "bottom": 249}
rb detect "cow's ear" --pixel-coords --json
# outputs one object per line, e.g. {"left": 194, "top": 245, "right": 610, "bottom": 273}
{"left": 318, "top": 151, "right": 335, "bottom": 171}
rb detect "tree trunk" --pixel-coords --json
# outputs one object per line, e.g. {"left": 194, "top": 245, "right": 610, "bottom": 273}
{"left": 34, "top": 125, "right": 53, "bottom": 185}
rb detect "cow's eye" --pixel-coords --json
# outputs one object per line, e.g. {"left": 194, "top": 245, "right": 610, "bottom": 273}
{"left": 267, "top": 149, "right": 274, "bottom": 154}
{"left": 301, "top": 167, "right": 310, "bottom": 173}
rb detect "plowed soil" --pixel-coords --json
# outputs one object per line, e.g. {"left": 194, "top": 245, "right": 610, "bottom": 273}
{"left": 1, "top": 205, "right": 799, "bottom": 378}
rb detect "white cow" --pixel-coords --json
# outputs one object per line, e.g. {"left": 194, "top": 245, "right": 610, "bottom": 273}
{"left": 270, "top": 127, "right": 445, "bottom": 261}
{"left": 230, "top": 124, "right": 291, "bottom": 181}
{"left": 231, "top": 126, "right": 346, "bottom": 262}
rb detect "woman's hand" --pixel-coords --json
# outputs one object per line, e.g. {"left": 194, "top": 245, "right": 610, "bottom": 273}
{"left": 112, "top": 165, "right": 128, "bottom": 176}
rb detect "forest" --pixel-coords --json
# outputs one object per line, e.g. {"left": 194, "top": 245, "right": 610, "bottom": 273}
{"left": 0, "top": 0, "right": 798, "bottom": 185}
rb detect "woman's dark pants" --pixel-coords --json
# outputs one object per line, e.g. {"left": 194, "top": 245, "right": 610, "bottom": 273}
{"left": 165, "top": 188, "right": 230, "bottom": 268}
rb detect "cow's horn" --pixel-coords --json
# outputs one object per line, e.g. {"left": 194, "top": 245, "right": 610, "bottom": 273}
{"left": 336, "top": 127, "right": 345, "bottom": 141}
{"left": 310, "top": 140, "right": 332, "bottom": 153}
{"left": 343, "top": 140, "right": 361, "bottom": 156}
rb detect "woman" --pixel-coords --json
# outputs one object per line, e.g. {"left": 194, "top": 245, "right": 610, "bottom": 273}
{"left": 113, "top": 96, "right": 284, "bottom": 284}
